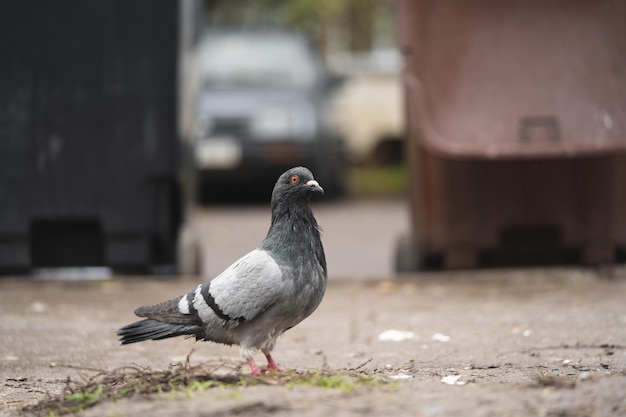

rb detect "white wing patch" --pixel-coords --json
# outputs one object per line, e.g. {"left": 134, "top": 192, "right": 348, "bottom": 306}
{"left": 177, "top": 294, "right": 190, "bottom": 314}
{"left": 192, "top": 284, "right": 214, "bottom": 322}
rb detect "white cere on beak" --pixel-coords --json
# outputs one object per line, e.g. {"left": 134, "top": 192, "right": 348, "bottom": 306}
{"left": 306, "top": 179, "right": 324, "bottom": 194}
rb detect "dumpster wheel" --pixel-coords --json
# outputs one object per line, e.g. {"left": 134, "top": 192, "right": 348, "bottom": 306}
{"left": 394, "top": 234, "right": 421, "bottom": 273}
{"left": 177, "top": 225, "right": 202, "bottom": 277}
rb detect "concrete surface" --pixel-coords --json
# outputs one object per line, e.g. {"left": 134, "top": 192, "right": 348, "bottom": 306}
{"left": 1, "top": 198, "right": 626, "bottom": 416}
{"left": 195, "top": 197, "right": 409, "bottom": 280}
{"left": 2, "top": 270, "right": 626, "bottom": 416}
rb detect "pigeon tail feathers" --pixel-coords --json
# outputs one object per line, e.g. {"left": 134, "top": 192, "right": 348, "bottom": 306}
{"left": 116, "top": 319, "right": 204, "bottom": 345}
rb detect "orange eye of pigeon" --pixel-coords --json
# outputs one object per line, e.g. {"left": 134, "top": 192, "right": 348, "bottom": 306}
{"left": 290, "top": 175, "right": 299, "bottom": 185}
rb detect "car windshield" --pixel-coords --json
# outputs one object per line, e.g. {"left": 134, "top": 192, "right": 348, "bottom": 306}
{"left": 197, "top": 33, "right": 319, "bottom": 90}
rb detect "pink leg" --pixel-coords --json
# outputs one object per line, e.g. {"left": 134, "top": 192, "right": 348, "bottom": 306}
{"left": 247, "top": 357, "right": 261, "bottom": 377}
{"left": 265, "top": 353, "right": 284, "bottom": 372}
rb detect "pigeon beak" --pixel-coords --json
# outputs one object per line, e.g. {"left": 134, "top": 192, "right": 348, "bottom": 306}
{"left": 306, "top": 179, "right": 324, "bottom": 195}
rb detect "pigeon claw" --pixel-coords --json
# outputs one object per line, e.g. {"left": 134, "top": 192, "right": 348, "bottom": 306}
{"left": 247, "top": 354, "right": 284, "bottom": 377}
{"left": 264, "top": 353, "right": 284, "bottom": 372}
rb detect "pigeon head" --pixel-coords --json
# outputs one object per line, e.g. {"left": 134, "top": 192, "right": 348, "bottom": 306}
{"left": 271, "top": 167, "right": 324, "bottom": 205}
{"left": 265, "top": 166, "right": 326, "bottom": 273}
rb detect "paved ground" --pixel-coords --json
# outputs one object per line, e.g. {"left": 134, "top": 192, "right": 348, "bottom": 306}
{"left": 1, "top": 198, "right": 626, "bottom": 417}
{"left": 193, "top": 197, "right": 409, "bottom": 280}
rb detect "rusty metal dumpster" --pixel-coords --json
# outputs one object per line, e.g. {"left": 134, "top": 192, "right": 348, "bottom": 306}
{"left": 395, "top": 0, "right": 626, "bottom": 270}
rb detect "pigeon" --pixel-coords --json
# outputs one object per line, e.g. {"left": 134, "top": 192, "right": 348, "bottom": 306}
{"left": 117, "top": 166, "right": 327, "bottom": 376}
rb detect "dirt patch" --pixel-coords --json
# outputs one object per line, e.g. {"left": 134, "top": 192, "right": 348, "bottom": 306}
{"left": 19, "top": 350, "right": 388, "bottom": 416}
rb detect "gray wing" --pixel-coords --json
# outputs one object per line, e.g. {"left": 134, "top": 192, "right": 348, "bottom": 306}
{"left": 189, "top": 249, "right": 284, "bottom": 327}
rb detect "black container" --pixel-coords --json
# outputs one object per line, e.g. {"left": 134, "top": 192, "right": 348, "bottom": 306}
{"left": 0, "top": 0, "right": 190, "bottom": 273}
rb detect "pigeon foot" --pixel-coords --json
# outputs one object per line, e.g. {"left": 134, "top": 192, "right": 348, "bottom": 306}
{"left": 264, "top": 353, "right": 284, "bottom": 372}
{"left": 247, "top": 356, "right": 283, "bottom": 377}
{"left": 247, "top": 358, "right": 262, "bottom": 377}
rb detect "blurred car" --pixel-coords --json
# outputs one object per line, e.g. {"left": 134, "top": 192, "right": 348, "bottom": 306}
{"left": 193, "top": 29, "right": 347, "bottom": 200}
{"left": 329, "top": 48, "right": 405, "bottom": 165}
